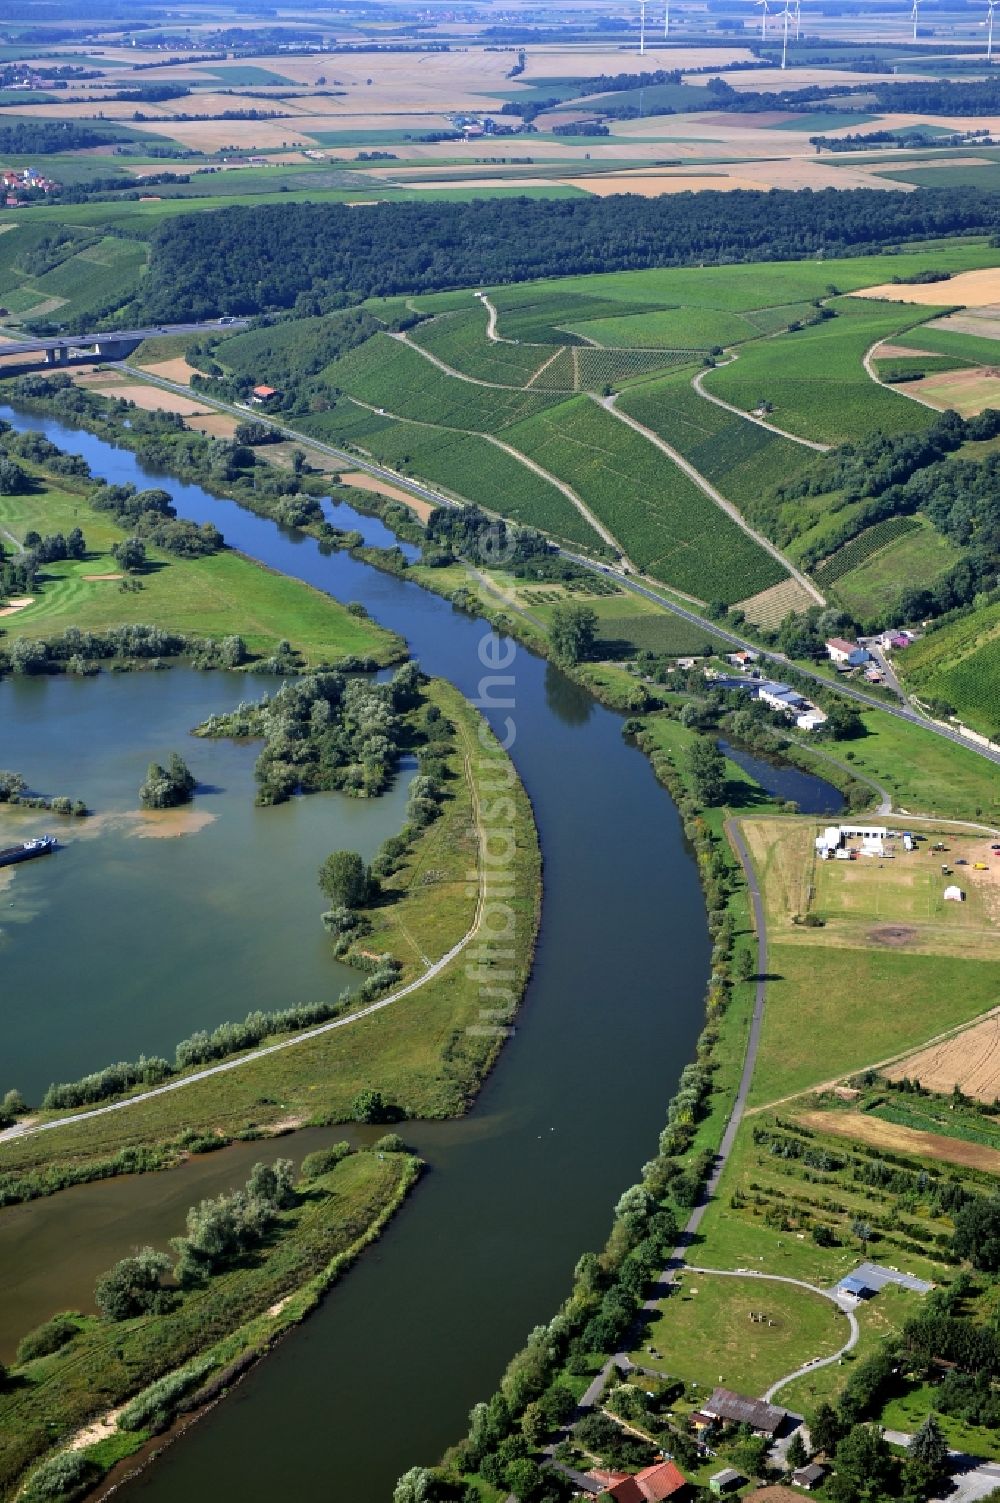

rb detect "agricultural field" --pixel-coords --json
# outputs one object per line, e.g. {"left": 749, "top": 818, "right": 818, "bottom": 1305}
{"left": 298, "top": 401, "right": 603, "bottom": 548}
{"left": 501, "top": 395, "right": 789, "bottom": 602}
{"left": 0, "top": 224, "right": 148, "bottom": 327}
{"left": 886, "top": 1013, "right": 1000, "bottom": 1102}
{"left": 701, "top": 299, "right": 943, "bottom": 445}
{"left": 325, "top": 333, "right": 561, "bottom": 434}
{"left": 814, "top": 515, "right": 923, "bottom": 586}
{"left": 825, "top": 517, "right": 961, "bottom": 618}
{"left": 895, "top": 600, "right": 1000, "bottom": 738}
{"left": 617, "top": 367, "right": 816, "bottom": 516}
{"left": 895, "top": 322, "right": 1000, "bottom": 364}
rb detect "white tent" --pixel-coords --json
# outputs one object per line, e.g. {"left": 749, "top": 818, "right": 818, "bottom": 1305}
{"left": 944, "top": 885, "right": 965, "bottom": 902}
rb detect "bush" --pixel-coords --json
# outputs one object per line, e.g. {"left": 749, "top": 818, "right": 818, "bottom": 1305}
{"left": 16, "top": 1313, "right": 80, "bottom": 1364}
{"left": 21, "top": 1452, "right": 99, "bottom": 1503}
{"left": 301, "top": 1142, "right": 351, "bottom": 1179}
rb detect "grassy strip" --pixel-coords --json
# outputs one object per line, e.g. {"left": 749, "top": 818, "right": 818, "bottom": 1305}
{"left": 0, "top": 1148, "right": 421, "bottom": 1501}
{"left": 0, "top": 454, "right": 403, "bottom": 668}
{"left": 0, "top": 680, "right": 539, "bottom": 1177}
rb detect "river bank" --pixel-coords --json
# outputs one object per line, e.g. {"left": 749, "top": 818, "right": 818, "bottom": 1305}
{"left": 0, "top": 398, "right": 841, "bottom": 1503}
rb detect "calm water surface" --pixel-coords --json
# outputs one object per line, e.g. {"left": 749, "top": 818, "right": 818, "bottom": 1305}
{"left": 0, "top": 406, "right": 840, "bottom": 1500}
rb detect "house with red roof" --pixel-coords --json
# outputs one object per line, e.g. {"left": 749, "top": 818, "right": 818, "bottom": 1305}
{"left": 597, "top": 1459, "right": 690, "bottom": 1502}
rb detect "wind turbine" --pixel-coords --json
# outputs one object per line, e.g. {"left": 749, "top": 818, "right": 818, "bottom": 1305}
{"left": 664, "top": 0, "right": 670, "bottom": 38}
{"left": 911, "top": 0, "right": 919, "bottom": 42}
{"left": 794, "top": 0, "right": 802, "bottom": 39}
{"left": 640, "top": 0, "right": 646, "bottom": 54}
{"left": 780, "top": 0, "right": 793, "bottom": 66}
{"left": 755, "top": 0, "right": 771, "bottom": 39}
{"left": 988, "top": 0, "right": 996, "bottom": 62}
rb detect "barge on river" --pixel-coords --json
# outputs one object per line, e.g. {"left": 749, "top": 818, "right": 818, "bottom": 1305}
{"left": 0, "top": 835, "right": 58, "bottom": 868}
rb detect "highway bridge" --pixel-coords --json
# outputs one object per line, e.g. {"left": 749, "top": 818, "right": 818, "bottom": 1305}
{"left": 0, "top": 319, "right": 249, "bottom": 365}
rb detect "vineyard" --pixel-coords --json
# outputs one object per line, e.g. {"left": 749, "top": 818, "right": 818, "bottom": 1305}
{"left": 702, "top": 300, "right": 943, "bottom": 446}
{"left": 406, "top": 310, "right": 692, "bottom": 393}
{"left": 327, "top": 334, "right": 561, "bottom": 433}
{"left": 299, "top": 401, "right": 603, "bottom": 548}
{"left": 502, "top": 395, "right": 789, "bottom": 603}
{"left": 814, "top": 515, "right": 922, "bottom": 586}
{"left": 618, "top": 370, "right": 815, "bottom": 515}
{"left": 409, "top": 310, "right": 553, "bottom": 387}
{"left": 896, "top": 600, "right": 1000, "bottom": 739}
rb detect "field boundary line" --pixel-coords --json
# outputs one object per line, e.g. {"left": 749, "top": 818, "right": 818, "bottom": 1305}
{"left": 862, "top": 336, "right": 950, "bottom": 411}
{"left": 599, "top": 393, "right": 825, "bottom": 606}
{"left": 525, "top": 348, "right": 564, "bottom": 388}
{"left": 746, "top": 1002, "right": 1000, "bottom": 1120}
{"left": 388, "top": 329, "right": 522, "bottom": 389}
{"left": 344, "top": 396, "right": 628, "bottom": 561}
{"left": 692, "top": 358, "right": 831, "bottom": 453}
{"left": 0, "top": 730, "right": 490, "bottom": 1146}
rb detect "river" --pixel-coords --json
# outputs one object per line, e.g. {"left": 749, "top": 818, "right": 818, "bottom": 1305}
{"left": 0, "top": 405, "right": 841, "bottom": 1500}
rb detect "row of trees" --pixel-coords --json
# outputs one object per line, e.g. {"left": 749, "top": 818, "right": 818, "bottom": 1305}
{"left": 137, "top": 190, "right": 1000, "bottom": 320}
{"left": 93, "top": 1160, "right": 297, "bottom": 1324}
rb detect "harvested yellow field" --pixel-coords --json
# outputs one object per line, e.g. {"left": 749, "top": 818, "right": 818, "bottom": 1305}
{"left": 796, "top": 1108, "right": 1000, "bottom": 1172}
{"left": 186, "top": 412, "right": 240, "bottom": 439}
{"left": 738, "top": 577, "right": 816, "bottom": 626}
{"left": 140, "top": 358, "right": 196, "bottom": 386}
{"left": 856, "top": 265, "right": 1000, "bottom": 306}
{"left": 906, "top": 367, "right": 1000, "bottom": 417}
{"left": 521, "top": 44, "right": 753, "bottom": 77}
{"left": 91, "top": 382, "right": 212, "bottom": 417}
{"left": 136, "top": 120, "right": 315, "bottom": 151}
{"left": 566, "top": 171, "right": 761, "bottom": 195}
{"left": 886, "top": 1011, "right": 1000, "bottom": 1102}
{"left": 339, "top": 471, "right": 433, "bottom": 520}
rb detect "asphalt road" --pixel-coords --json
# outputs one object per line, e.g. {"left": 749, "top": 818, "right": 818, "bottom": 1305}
{"left": 0, "top": 320, "right": 249, "bottom": 356}
{"left": 119, "top": 365, "right": 1000, "bottom": 776}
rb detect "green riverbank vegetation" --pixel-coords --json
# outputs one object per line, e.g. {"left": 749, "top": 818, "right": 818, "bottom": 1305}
{"left": 0, "top": 676, "right": 539, "bottom": 1193}
{"left": 0, "top": 1144, "right": 421, "bottom": 1503}
{"left": 0, "top": 417, "right": 403, "bottom": 670}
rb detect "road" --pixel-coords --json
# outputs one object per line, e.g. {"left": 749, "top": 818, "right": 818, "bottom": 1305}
{"left": 673, "top": 1265, "right": 860, "bottom": 1402}
{"left": 0, "top": 319, "right": 248, "bottom": 357}
{"left": 0, "top": 740, "right": 488, "bottom": 1144}
{"left": 599, "top": 392, "right": 825, "bottom": 606}
{"left": 116, "top": 365, "right": 1000, "bottom": 771}
{"left": 691, "top": 360, "right": 831, "bottom": 453}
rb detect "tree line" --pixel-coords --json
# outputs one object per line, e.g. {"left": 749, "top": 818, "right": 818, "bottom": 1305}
{"left": 136, "top": 191, "right": 1000, "bottom": 320}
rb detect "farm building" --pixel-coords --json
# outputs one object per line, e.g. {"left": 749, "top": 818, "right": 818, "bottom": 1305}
{"left": 756, "top": 682, "right": 806, "bottom": 713}
{"left": 944, "top": 885, "right": 965, "bottom": 902}
{"left": 796, "top": 709, "right": 827, "bottom": 732}
{"left": 701, "top": 1388, "right": 785, "bottom": 1437}
{"left": 815, "top": 824, "right": 887, "bottom": 857}
{"left": 825, "top": 638, "right": 870, "bottom": 667}
{"left": 838, "top": 1273, "right": 875, "bottom": 1300}
{"left": 251, "top": 384, "right": 279, "bottom": 404}
{"left": 792, "top": 1463, "right": 828, "bottom": 1490}
{"left": 709, "top": 1469, "right": 745, "bottom": 1496}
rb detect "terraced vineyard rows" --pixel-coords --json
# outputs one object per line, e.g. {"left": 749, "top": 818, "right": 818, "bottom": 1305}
{"left": 896, "top": 600, "right": 1000, "bottom": 739}
{"left": 409, "top": 310, "right": 553, "bottom": 386}
{"left": 618, "top": 369, "right": 815, "bottom": 515}
{"left": 814, "top": 515, "right": 922, "bottom": 586}
{"left": 299, "top": 400, "right": 603, "bottom": 548}
{"left": 502, "top": 396, "right": 789, "bottom": 603}
{"left": 327, "top": 335, "right": 560, "bottom": 432}
{"left": 702, "top": 300, "right": 943, "bottom": 446}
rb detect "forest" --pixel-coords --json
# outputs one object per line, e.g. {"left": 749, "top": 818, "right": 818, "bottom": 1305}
{"left": 137, "top": 191, "right": 1000, "bottom": 320}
